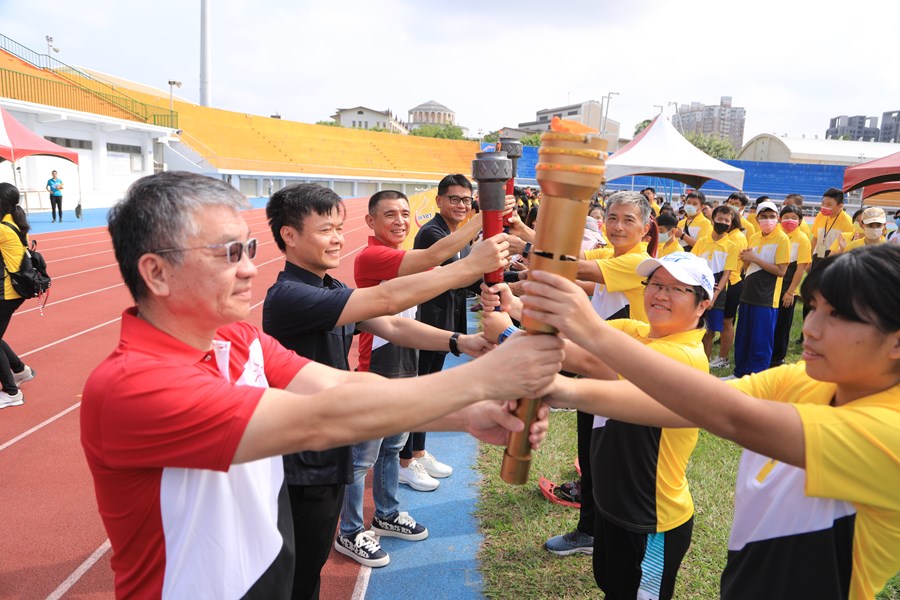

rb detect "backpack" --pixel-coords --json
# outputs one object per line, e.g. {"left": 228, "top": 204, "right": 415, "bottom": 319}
{"left": 1, "top": 222, "right": 51, "bottom": 301}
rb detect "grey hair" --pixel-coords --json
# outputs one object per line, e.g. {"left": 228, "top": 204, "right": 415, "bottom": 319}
{"left": 108, "top": 172, "right": 249, "bottom": 302}
{"left": 606, "top": 190, "right": 652, "bottom": 225}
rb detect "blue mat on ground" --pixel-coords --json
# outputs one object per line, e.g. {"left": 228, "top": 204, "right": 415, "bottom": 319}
{"left": 365, "top": 303, "right": 485, "bottom": 599}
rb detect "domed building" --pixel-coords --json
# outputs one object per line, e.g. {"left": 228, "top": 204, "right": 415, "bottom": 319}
{"left": 408, "top": 100, "right": 456, "bottom": 131}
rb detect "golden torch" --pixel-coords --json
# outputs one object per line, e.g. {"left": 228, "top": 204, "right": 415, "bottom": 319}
{"left": 499, "top": 121, "right": 607, "bottom": 485}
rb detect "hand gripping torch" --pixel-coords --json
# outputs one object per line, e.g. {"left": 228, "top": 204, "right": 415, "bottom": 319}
{"left": 472, "top": 151, "right": 512, "bottom": 287}
{"left": 499, "top": 130, "right": 607, "bottom": 485}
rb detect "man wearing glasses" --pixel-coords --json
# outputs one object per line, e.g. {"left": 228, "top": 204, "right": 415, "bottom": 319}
{"left": 403, "top": 174, "right": 480, "bottom": 486}
{"left": 81, "top": 172, "right": 563, "bottom": 599}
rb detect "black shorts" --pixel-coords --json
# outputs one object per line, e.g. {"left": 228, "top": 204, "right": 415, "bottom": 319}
{"left": 593, "top": 514, "right": 693, "bottom": 600}
{"left": 724, "top": 280, "right": 743, "bottom": 320}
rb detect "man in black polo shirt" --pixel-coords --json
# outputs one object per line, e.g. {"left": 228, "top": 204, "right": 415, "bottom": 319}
{"left": 262, "top": 183, "right": 508, "bottom": 598}
{"left": 401, "top": 174, "right": 482, "bottom": 483}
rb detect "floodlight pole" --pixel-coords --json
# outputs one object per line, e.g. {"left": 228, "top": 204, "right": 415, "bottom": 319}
{"left": 168, "top": 80, "right": 182, "bottom": 114}
{"left": 601, "top": 92, "right": 619, "bottom": 136}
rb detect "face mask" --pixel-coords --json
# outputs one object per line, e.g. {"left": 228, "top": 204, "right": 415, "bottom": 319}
{"left": 864, "top": 227, "right": 883, "bottom": 240}
{"left": 853, "top": 223, "right": 864, "bottom": 235}
{"left": 895, "top": 218, "right": 900, "bottom": 226}
{"left": 780, "top": 220, "right": 799, "bottom": 233}
{"left": 758, "top": 218, "right": 778, "bottom": 234}
{"left": 713, "top": 222, "right": 730, "bottom": 235}
{"left": 683, "top": 204, "right": 698, "bottom": 216}
{"left": 820, "top": 207, "right": 834, "bottom": 217}
{"left": 658, "top": 231, "right": 671, "bottom": 243}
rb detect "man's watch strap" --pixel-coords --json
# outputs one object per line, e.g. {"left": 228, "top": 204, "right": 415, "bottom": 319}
{"left": 449, "top": 332, "right": 461, "bottom": 356}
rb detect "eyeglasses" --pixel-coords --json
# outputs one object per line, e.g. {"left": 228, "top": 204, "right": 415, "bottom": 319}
{"left": 153, "top": 238, "right": 258, "bottom": 263}
{"left": 642, "top": 279, "right": 697, "bottom": 296}
{"left": 445, "top": 195, "right": 473, "bottom": 206}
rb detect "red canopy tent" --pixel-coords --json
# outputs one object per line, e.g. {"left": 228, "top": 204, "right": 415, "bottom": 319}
{"left": 0, "top": 108, "right": 79, "bottom": 165}
{"left": 0, "top": 107, "right": 82, "bottom": 217}
{"left": 842, "top": 149, "right": 900, "bottom": 193}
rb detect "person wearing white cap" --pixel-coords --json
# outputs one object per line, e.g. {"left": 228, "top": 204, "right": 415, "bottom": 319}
{"left": 480, "top": 252, "right": 713, "bottom": 600}
{"left": 733, "top": 201, "right": 790, "bottom": 377}
{"left": 843, "top": 207, "right": 887, "bottom": 252}
{"left": 524, "top": 244, "right": 900, "bottom": 600}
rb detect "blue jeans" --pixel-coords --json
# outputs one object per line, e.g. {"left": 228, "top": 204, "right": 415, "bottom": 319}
{"left": 339, "top": 431, "right": 409, "bottom": 537}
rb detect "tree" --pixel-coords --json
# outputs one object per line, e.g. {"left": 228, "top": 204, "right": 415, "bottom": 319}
{"left": 520, "top": 133, "right": 542, "bottom": 147}
{"left": 315, "top": 120, "right": 342, "bottom": 127}
{"left": 634, "top": 119, "right": 652, "bottom": 137}
{"left": 684, "top": 132, "right": 737, "bottom": 160}
{"left": 410, "top": 123, "right": 465, "bottom": 140}
{"left": 483, "top": 130, "right": 501, "bottom": 143}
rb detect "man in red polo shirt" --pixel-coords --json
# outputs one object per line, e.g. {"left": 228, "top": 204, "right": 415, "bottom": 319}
{"left": 80, "top": 172, "right": 564, "bottom": 599}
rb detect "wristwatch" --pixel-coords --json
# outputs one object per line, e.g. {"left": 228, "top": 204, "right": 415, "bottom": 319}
{"left": 449, "top": 332, "right": 461, "bottom": 356}
{"left": 522, "top": 242, "right": 532, "bottom": 258}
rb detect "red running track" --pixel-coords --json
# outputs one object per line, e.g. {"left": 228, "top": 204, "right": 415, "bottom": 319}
{"left": 0, "top": 198, "right": 373, "bottom": 599}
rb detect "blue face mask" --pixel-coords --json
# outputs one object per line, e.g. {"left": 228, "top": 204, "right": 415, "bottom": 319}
{"left": 895, "top": 217, "right": 900, "bottom": 226}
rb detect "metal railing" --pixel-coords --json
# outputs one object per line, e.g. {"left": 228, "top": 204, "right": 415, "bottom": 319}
{"left": 0, "top": 33, "right": 176, "bottom": 128}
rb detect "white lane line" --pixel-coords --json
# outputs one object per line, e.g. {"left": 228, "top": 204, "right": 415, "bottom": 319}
{"left": 15, "top": 284, "right": 125, "bottom": 317}
{"left": 20, "top": 317, "right": 122, "bottom": 358}
{"left": 45, "top": 539, "right": 111, "bottom": 600}
{"left": 0, "top": 402, "right": 81, "bottom": 452}
{"left": 351, "top": 566, "right": 372, "bottom": 600}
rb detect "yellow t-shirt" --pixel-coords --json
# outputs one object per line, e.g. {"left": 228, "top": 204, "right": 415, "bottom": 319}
{"left": 656, "top": 237, "right": 683, "bottom": 258}
{"left": 727, "top": 228, "right": 748, "bottom": 285}
{"left": 677, "top": 213, "right": 712, "bottom": 249}
{"left": 812, "top": 210, "right": 854, "bottom": 257}
{"left": 845, "top": 236, "right": 885, "bottom": 252}
{"left": 829, "top": 230, "right": 861, "bottom": 254}
{"left": 588, "top": 242, "right": 650, "bottom": 323}
{"left": 741, "top": 229, "right": 791, "bottom": 308}
{"left": 726, "top": 364, "right": 900, "bottom": 600}
{"left": 783, "top": 228, "right": 812, "bottom": 296}
{"left": 0, "top": 214, "right": 26, "bottom": 300}
{"left": 594, "top": 320, "right": 706, "bottom": 532}
{"left": 739, "top": 215, "right": 758, "bottom": 237}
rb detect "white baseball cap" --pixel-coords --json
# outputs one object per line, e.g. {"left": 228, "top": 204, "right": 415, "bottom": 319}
{"left": 756, "top": 201, "right": 779, "bottom": 215}
{"left": 861, "top": 207, "right": 886, "bottom": 225}
{"left": 636, "top": 252, "right": 715, "bottom": 300}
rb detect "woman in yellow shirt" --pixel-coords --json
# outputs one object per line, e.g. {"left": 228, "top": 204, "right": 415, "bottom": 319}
{"left": 0, "top": 183, "right": 37, "bottom": 409}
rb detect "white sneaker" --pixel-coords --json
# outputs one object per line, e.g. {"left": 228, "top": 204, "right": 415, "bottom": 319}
{"left": 13, "top": 366, "right": 35, "bottom": 386}
{"left": 709, "top": 357, "right": 729, "bottom": 369}
{"left": 398, "top": 460, "right": 439, "bottom": 491}
{"left": 0, "top": 390, "right": 23, "bottom": 409}
{"left": 416, "top": 451, "right": 453, "bottom": 478}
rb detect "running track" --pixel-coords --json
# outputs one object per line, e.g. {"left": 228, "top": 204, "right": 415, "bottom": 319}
{"left": 0, "top": 197, "right": 373, "bottom": 599}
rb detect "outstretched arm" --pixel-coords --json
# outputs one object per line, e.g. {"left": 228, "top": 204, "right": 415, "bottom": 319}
{"left": 336, "top": 233, "right": 509, "bottom": 326}
{"left": 522, "top": 270, "right": 806, "bottom": 467}
{"left": 234, "top": 333, "right": 564, "bottom": 463}
{"left": 396, "top": 213, "right": 483, "bottom": 276}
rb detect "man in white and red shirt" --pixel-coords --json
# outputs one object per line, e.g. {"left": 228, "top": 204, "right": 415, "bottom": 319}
{"left": 81, "top": 172, "right": 564, "bottom": 599}
{"left": 335, "top": 190, "right": 485, "bottom": 567}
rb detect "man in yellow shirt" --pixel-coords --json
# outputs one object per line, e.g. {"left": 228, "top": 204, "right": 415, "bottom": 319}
{"left": 845, "top": 206, "right": 886, "bottom": 251}
{"left": 726, "top": 192, "right": 757, "bottom": 237}
{"left": 735, "top": 201, "right": 790, "bottom": 376}
{"left": 673, "top": 191, "right": 712, "bottom": 252}
{"left": 656, "top": 213, "right": 684, "bottom": 258}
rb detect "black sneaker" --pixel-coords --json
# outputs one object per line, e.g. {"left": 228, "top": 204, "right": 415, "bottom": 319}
{"left": 371, "top": 511, "right": 429, "bottom": 541}
{"left": 334, "top": 530, "right": 389, "bottom": 567}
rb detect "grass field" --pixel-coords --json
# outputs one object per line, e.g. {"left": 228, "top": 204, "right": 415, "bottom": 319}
{"left": 476, "top": 303, "right": 900, "bottom": 599}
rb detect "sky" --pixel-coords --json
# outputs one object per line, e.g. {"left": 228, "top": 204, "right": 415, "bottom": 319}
{"left": 3, "top": 0, "right": 899, "bottom": 144}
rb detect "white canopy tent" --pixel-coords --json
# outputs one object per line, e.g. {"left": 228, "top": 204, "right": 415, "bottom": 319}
{"left": 606, "top": 116, "right": 745, "bottom": 190}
